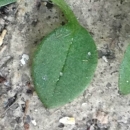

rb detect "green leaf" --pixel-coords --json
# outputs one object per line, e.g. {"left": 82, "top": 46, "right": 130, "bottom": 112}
{"left": 119, "top": 44, "right": 130, "bottom": 95}
{"left": 0, "top": 0, "right": 16, "bottom": 7}
{"left": 32, "top": 0, "right": 97, "bottom": 108}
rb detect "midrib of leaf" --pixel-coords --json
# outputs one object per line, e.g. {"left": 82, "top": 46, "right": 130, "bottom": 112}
{"left": 54, "top": 25, "right": 81, "bottom": 93}
{"left": 55, "top": 35, "right": 73, "bottom": 87}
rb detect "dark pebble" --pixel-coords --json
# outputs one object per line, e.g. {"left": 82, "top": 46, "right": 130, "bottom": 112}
{"left": 0, "top": 75, "right": 6, "bottom": 83}
{"left": 61, "top": 21, "right": 65, "bottom": 26}
{"left": 26, "top": 89, "right": 33, "bottom": 94}
{"left": 36, "top": 0, "right": 41, "bottom": 10}
{"left": 58, "top": 123, "right": 64, "bottom": 128}
{"left": 31, "top": 19, "right": 38, "bottom": 27}
{"left": 21, "top": 104, "right": 26, "bottom": 112}
{"left": 0, "top": 6, "right": 9, "bottom": 15}
{"left": 5, "top": 94, "right": 17, "bottom": 108}
{"left": 46, "top": 1, "right": 53, "bottom": 9}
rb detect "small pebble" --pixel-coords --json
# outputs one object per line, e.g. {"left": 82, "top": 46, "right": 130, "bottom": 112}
{"left": 26, "top": 89, "right": 33, "bottom": 94}
{"left": 58, "top": 123, "right": 64, "bottom": 128}
{"left": 31, "top": 119, "right": 37, "bottom": 126}
{"left": 59, "top": 117, "right": 75, "bottom": 125}
{"left": 5, "top": 94, "right": 17, "bottom": 108}
{"left": 102, "top": 56, "right": 108, "bottom": 63}
{"left": 20, "top": 54, "right": 29, "bottom": 65}
{"left": 82, "top": 103, "right": 87, "bottom": 107}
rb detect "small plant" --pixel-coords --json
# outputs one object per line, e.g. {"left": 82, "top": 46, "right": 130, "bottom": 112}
{"left": 2, "top": 0, "right": 130, "bottom": 108}
{"left": 0, "top": 0, "right": 97, "bottom": 108}
{"left": 32, "top": 0, "right": 97, "bottom": 108}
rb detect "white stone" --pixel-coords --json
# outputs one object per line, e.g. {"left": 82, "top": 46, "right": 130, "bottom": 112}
{"left": 20, "top": 54, "right": 29, "bottom": 65}
{"left": 102, "top": 56, "right": 108, "bottom": 63}
{"left": 31, "top": 119, "right": 37, "bottom": 126}
{"left": 59, "top": 117, "right": 75, "bottom": 125}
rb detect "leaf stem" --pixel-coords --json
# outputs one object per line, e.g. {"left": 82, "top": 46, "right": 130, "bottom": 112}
{"left": 51, "top": 0, "right": 79, "bottom": 25}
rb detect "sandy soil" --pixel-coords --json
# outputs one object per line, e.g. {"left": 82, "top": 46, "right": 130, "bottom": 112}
{"left": 0, "top": 0, "right": 130, "bottom": 130}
